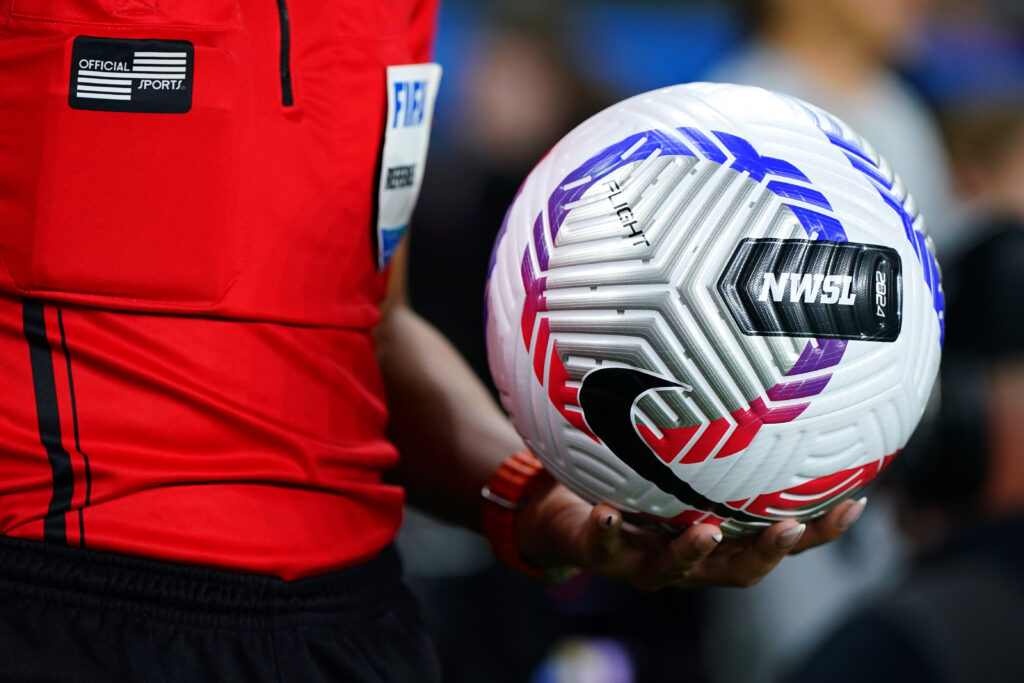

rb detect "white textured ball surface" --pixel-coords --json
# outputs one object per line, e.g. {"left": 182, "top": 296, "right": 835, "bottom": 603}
{"left": 485, "top": 82, "right": 943, "bottom": 535}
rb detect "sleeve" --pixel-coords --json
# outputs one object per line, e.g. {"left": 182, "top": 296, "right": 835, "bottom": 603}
{"left": 406, "top": 0, "right": 441, "bottom": 63}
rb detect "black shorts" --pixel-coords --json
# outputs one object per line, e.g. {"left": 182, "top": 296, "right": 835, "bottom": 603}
{"left": 0, "top": 537, "right": 440, "bottom": 682}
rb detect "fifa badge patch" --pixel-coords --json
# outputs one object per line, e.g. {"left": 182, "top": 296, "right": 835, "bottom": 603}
{"left": 69, "top": 36, "right": 193, "bottom": 114}
{"left": 376, "top": 63, "right": 443, "bottom": 270}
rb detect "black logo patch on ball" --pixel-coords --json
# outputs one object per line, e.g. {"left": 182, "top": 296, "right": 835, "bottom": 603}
{"left": 69, "top": 36, "right": 193, "bottom": 113}
{"left": 718, "top": 238, "right": 902, "bottom": 342}
{"left": 578, "top": 367, "right": 769, "bottom": 524}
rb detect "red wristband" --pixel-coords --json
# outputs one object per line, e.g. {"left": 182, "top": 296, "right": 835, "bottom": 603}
{"left": 481, "top": 450, "right": 554, "bottom": 578}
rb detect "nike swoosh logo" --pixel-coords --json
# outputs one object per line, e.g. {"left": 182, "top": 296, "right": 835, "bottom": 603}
{"left": 578, "top": 367, "right": 766, "bottom": 524}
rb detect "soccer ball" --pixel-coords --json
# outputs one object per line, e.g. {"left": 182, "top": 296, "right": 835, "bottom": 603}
{"left": 484, "top": 82, "right": 943, "bottom": 535}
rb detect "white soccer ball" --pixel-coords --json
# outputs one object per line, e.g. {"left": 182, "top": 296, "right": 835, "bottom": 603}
{"left": 484, "top": 82, "right": 943, "bottom": 535}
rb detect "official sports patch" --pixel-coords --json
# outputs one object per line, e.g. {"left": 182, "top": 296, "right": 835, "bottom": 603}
{"left": 69, "top": 36, "right": 193, "bottom": 113}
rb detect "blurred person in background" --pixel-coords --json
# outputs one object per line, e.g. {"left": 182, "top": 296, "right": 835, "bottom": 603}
{"left": 941, "top": 99, "right": 1024, "bottom": 249}
{"left": 710, "top": 0, "right": 960, "bottom": 255}
{"left": 783, "top": 100, "right": 1024, "bottom": 683}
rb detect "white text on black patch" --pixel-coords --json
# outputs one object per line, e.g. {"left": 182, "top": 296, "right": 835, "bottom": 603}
{"left": 70, "top": 36, "right": 193, "bottom": 114}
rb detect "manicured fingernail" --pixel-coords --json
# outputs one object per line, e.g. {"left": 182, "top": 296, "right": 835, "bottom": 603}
{"left": 777, "top": 523, "right": 806, "bottom": 549}
{"left": 696, "top": 531, "right": 722, "bottom": 553}
{"left": 838, "top": 497, "right": 868, "bottom": 530}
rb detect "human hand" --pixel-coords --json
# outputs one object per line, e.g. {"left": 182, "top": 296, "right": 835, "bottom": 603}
{"left": 515, "top": 483, "right": 867, "bottom": 590}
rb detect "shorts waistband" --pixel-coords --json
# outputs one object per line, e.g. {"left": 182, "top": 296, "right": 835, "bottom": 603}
{"left": 0, "top": 536, "right": 404, "bottom": 628}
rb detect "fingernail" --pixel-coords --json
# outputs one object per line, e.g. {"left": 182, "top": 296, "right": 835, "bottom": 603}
{"left": 838, "top": 497, "right": 868, "bottom": 530}
{"left": 696, "top": 531, "right": 722, "bottom": 553}
{"left": 601, "top": 514, "right": 618, "bottom": 529}
{"left": 777, "top": 523, "right": 806, "bottom": 550}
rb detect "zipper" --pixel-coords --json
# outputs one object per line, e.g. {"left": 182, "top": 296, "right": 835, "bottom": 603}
{"left": 274, "top": 0, "right": 294, "bottom": 106}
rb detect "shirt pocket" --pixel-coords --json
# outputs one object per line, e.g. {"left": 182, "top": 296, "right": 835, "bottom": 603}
{"left": 0, "top": 0, "right": 247, "bottom": 309}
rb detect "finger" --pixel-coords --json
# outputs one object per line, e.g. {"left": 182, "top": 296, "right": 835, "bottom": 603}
{"left": 790, "top": 497, "right": 867, "bottom": 554}
{"left": 730, "top": 521, "right": 805, "bottom": 587}
{"left": 667, "top": 523, "right": 723, "bottom": 568}
{"left": 655, "top": 524, "right": 722, "bottom": 587}
{"left": 586, "top": 503, "right": 625, "bottom": 568}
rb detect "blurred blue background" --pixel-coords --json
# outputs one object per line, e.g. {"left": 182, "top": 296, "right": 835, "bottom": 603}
{"left": 428, "top": 0, "right": 1024, "bottom": 141}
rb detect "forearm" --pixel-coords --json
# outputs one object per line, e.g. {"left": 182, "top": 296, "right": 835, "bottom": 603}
{"left": 376, "top": 304, "right": 524, "bottom": 533}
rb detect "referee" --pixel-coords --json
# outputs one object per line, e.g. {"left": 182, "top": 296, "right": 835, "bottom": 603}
{"left": 0, "top": 1, "right": 861, "bottom": 679}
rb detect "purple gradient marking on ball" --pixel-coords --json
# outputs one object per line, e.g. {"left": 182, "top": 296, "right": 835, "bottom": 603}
{"left": 787, "top": 339, "right": 848, "bottom": 376}
{"left": 546, "top": 129, "right": 696, "bottom": 242}
{"left": 679, "top": 125, "right": 726, "bottom": 163}
{"left": 543, "top": 127, "right": 849, "bottom": 247}
{"left": 532, "top": 212, "right": 550, "bottom": 271}
{"left": 766, "top": 374, "right": 834, "bottom": 402}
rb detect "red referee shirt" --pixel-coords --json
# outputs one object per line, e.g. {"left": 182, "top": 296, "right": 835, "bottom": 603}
{"left": 0, "top": 0, "right": 439, "bottom": 580}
